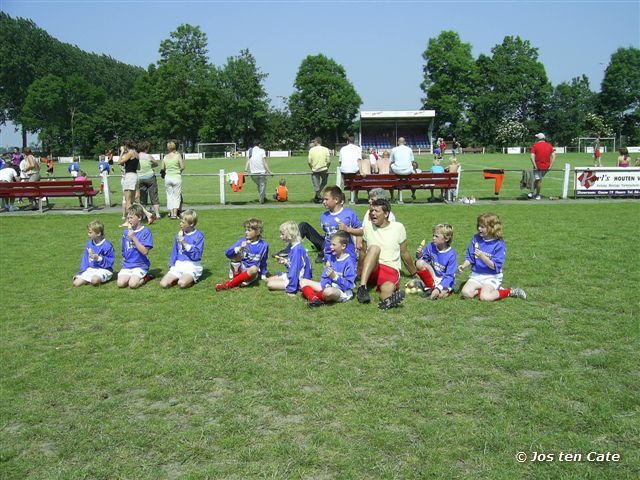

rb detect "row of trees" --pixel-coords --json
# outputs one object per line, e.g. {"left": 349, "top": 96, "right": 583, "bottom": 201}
{"left": 1, "top": 13, "right": 638, "bottom": 155}
{"left": 421, "top": 31, "right": 640, "bottom": 146}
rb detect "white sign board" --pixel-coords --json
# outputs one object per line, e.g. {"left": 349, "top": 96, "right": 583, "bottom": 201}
{"left": 58, "top": 157, "right": 74, "bottom": 164}
{"left": 507, "top": 147, "right": 522, "bottom": 154}
{"left": 574, "top": 167, "right": 640, "bottom": 197}
{"left": 554, "top": 147, "right": 566, "bottom": 154}
{"left": 184, "top": 153, "right": 204, "bottom": 160}
{"left": 269, "top": 150, "right": 290, "bottom": 157}
{"left": 151, "top": 153, "right": 161, "bottom": 161}
{"left": 626, "top": 146, "right": 640, "bottom": 153}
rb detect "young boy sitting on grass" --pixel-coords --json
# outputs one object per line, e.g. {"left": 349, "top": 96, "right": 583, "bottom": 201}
{"left": 266, "top": 221, "right": 312, "bottom": 296}
{"left": 117, "top": 203, "right": 154, "bottom": 289}
{"left": 300, "top": 230, "right": 357, "bottom": 307}
{"left": 72, "top": 220, "right": 115, "bottom": 287}
{"left": 160, "top": 209, "right": 205, "bottom": 289}
{"left": 215, "top": 218, "right": 269, "bottom": 291}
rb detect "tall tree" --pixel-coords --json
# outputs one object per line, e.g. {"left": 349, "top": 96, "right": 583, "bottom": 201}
{"left": 420, "top": 31, "right": 478, "bottom": 139}
{"left": 544, "top": 75, "right": 596, "bottom": 145}
{"left": 471, "top": 36, "right": 552, "bottom": 144}
{"left": 599, "top": 46, "right": 640, "bottom": 143}
{"left": 288, "top": 54, "right": 361, "bottom": 147}
{"left": 200, "top": 49, "right": 269, "bottom": 147}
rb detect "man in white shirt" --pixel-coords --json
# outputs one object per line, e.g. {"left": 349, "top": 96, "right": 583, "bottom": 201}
{"left": 338, "top": 136, "right": 362, "bottom": 177}
{"left": 0, "top": 166, "right": 20, "bottom": 211}
{"left": 245, "top": 141, "right": 272, "bottom": 204}
{"left": 390, "top": 137, "right": 414, "bottom": 175}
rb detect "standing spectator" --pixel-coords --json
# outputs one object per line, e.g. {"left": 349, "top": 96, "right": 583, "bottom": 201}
{"left": 22, "top": 147, "right": 40, "bottom": 209}
{"left": 138, "top": 141, "right": 161, "bottom": 220}
{"left": 117, "top": 139, "right": 139, "bottom": 212}
{"left": 106, "top": 149, "right": 114, "bottom": 172}
{"left": 162, "top": 140, "right": 184, "bottom": 219}
{"left": 308, "top": 137, "right": 331, "bottom": 203}
{"left": 338, "top": 136, "right": 362, "bottom": 181}
{"left": 452, "top": 137, "right": 461, "bottom": 155}
{"left": 528, "top": 133, "right": 555, "bottom": 200}
{"left": 10, "top": 148, "right": 22, "bottom": 168}
{"left": 617, "top": 147, "right": 631, "bottom": 167}
{"left": 438, "top": 137, "right": 447, "bottom": 156}
{"left": 593, "top": 141, "right": 602, "bottom": 167}
{"left": 245, "top": 140, "right": 272, "bottom": 204}
{"left": 389, "top": 137, "right": 414, "bottom": 175}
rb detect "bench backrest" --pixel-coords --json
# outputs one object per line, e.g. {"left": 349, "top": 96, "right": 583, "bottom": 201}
{"left": 0, "top": 180, "right": 95, "bottom": 197}
{"left": 344, "top": 172, "right": 458, "bottom": 190}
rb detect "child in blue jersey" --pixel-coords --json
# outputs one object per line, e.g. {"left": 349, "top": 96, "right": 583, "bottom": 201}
{"left": 72, "top": 220, "right": 115, "bottom": 286}
{"left": 266, "top": 221, "right": 312, "bottom": 296}
{"left": 159, "top": 209, "right": 205, "bottom": 289}
{"left": 458, "top": 213, "right": 527, "bottom": 301}
{"left": 414, "top": 223, "right": 457, "bottom": 299}
{"left": 117, "top": 203, "right": 154, "bottom": 289}
{"left": 300, "top": 230, "right": 357, "bottom": 307}
{"left": 298, "top": 185, "right": 363, "bottom": 264}
{"left": 98, "top": 158, "right": 110, "bottom": 193}
{"left": 68, "top": 161, "right": 80, "bottom": 178}
{"left": 215, "top": 218, "right": 269, "bottom": 291}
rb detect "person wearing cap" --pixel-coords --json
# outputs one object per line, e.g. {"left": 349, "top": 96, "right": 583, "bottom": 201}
{"left": 529, "top": 133, "right": 555, "bottom": 200}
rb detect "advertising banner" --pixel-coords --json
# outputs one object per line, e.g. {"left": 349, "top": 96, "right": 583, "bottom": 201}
{"left": 574, "top": 167, "right": 640, "bottom": 197}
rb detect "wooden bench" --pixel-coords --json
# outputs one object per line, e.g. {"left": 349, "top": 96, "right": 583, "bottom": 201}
{"left": 461, "top": 147, "right": 484, "bottom": 154}
{"left": 0, "top": 180, "right": 99, "bottom": 213}
{"left": 343, "top": 172, "right": 460, "bottom": 203}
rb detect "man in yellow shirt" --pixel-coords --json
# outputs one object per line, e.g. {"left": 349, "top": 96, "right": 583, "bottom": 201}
{"left": 308, "top": 137, "right": 331, "bottom": 203}
{"left": 357, "top": 199, "right": 417, "bottom": 309}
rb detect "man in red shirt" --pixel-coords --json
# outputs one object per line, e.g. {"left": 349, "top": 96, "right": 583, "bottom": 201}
{"left": 529, "top": 133, "right": 555, "bottom": 200}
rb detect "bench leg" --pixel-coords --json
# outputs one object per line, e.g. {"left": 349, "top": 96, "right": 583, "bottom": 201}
{"left": 398, "top": 190, "right": 404, "bottom": 204}
{"left": 350, "top": 191, "right": 355, "bottom": 204}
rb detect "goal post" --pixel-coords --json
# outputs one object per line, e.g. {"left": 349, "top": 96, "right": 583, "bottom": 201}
{"left": 196, "top": 142, "right": 237, "bottom": 158}
{"left": 577, "top": 137, "right": 616, "bottom": 153}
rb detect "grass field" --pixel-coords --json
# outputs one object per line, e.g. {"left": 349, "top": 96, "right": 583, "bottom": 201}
{"left": 1, "top": 199, "right": 638, "bottom": 478}
{"left": 28, "top": 151, "right": 633, "bottom": 211}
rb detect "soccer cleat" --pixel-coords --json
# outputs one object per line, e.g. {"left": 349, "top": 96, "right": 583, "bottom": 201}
{"left": 378, "top": 290, "right": 405, "bottom": 310}
{"left": 419, "top": 287, "right": 433, "bottom": 298}
{"left": 215, "top": 282, "right": 229, "bottom": 292}
{"left": 307, "top": 298, "right": 325, "bottom": 308}
{"left": 509, "top": 287, "right": 527, "bottom": 300}
{"left": 356, "top": 285, "right": 371, "bottom": 304}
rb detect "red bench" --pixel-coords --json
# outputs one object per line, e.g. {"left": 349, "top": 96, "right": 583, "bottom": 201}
{"left": 0, "top": 180, "right": 99, "bottom": 213}
{"left": 343, "top": 172, "right": 459, "bottom": 203}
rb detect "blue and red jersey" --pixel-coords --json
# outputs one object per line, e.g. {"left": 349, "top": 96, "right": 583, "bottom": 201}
{"left": 78, "top": 238, "right": 115, "bottom": 274}
{"left": 320, "top": 253, "right": 356, "bottom": 292}
{"left": 319, "top": 208, "right": 362, "bottom": 259}
{"left": 418, "top": 242, "right": 457, "bottom": 290}
{"left": 169, "top": 230, "right": 205, "bottom": 267}
{"left": 464, "top": 234, "right": 505, "bottom": 275}
{"left": 285, "top": 242, "right": 313, "bottom": 294}
{"left": 121, "top": 226, "right": 153, "bottom": 270}
{"left": 225, "top": 238, "right": 269, "bottom": 278}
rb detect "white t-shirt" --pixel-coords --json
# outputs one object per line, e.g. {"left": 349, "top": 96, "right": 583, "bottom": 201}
{"left": 339, "top": 143, "right": 362, "bottom": 174}
{"left": 248, "top": 146, "right": 267, "bottom": 174}
{"left": 0, "top": 167, "right": 18, "bottom": 182}
{"left": 363, "top": 220, "right": 407, "bottom": 271}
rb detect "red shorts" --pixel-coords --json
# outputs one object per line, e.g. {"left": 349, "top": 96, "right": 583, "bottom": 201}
{"left": 367, "top": 264, "right": 400, "bottom": 291}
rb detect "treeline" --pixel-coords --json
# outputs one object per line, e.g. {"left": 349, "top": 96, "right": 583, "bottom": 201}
{"left": 1, "top": 14, "right": 638, "bottom": 156}
{"left": 421, "top": 32, "right": 640, "bottom": 146}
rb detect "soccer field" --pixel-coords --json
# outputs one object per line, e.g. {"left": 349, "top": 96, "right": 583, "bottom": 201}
{"left": 41, "top": 151, "right": 628, "bottom": 211}
{"left": 1, "top": 200, "right": 638, "bottom": 478}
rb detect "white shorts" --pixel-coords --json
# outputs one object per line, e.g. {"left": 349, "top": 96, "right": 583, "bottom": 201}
{"left": 122, "top": 172, "right": 138, "bottom": 191}
{"left": 70, "top": 171, "right": 78, "bottom": 178}
{"left": 118, "top": 267, "right": 147, "bottom": 279}
{"left": 168, "top": 260, "right": 203, "bottom": 282}
{"left": 469, "top": 272, "right": 503, "bottom": 290}
{"left": 327, "top": 283, "right": 354, "bottom": 302}
{"left": 77, "top": 268, "right": 113, "bottom": 283}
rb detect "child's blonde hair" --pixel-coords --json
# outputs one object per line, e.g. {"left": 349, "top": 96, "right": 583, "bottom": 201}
{"left": 127, "top": 203, "right": 145, "bottom": 219}
{"left": 180, "top": 209, "right": 198, "bottom": 226}
{"left": 243, "top": 218, "right": 263, "bottom": 235}
{"left": 450, "top": 156, "right": 459, "bottom": 165}
{"left": 433, "top": 223, "right": 453, "bottom": 246}
{"left": 87, "top": 220, "right": 104, "bottom": 236}
{"left": 477, "top": 213, "right": 503, "bottom": 240}
{"left": 280, "top": 220, "right": 301, "bottom": 244}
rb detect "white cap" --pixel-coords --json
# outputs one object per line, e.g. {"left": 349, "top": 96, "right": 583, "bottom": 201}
{"left": 535, "top": 133, "right": 545, "bottom": 140}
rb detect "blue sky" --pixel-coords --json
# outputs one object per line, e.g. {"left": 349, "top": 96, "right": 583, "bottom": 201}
{"left": 1, "top": 0, "right": 639, "bottom": 148}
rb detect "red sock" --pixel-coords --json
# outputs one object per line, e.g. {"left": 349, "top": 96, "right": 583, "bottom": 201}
{"left": 416, "top": 269, "right": 435, "bottom": 289}
{"left": 476, "top": 288, "right": 482, "bottom": 297}
{"left": 227, "top": 270, "right": 252, "bottom": 288}
{"left": 497, "top": 288, "right": 511, "bottom": 300}
{"left": 315, "top": 291, "right": 326, "bottom": 302}
{"left": 301, "top": 286, "right": 317, "bottom": 301}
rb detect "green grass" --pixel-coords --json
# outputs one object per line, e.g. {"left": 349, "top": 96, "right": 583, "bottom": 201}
{"left": 1, "top": 202, "right": 639, "bottom": 478}
{"left": 42, "top": 152, "right": 627, "bottom": 211}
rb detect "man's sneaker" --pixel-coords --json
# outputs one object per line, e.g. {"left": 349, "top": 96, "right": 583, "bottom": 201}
{"left": 535, "top": 195, "right": 541, "bottom": 200}
{"left": 527, "top": 192, "right": 534, "bottom": 199}
{"left": 509, "top": 287, "right": 527, "bottom": 300}
{"left": 307, "top": 298, "right": 325, "bottom": 308}
{"left": 356, "top": 285, "right": 371, "bottom": 304}
{"left": 378, "top": 290, "right": 405, "bottom": 310}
